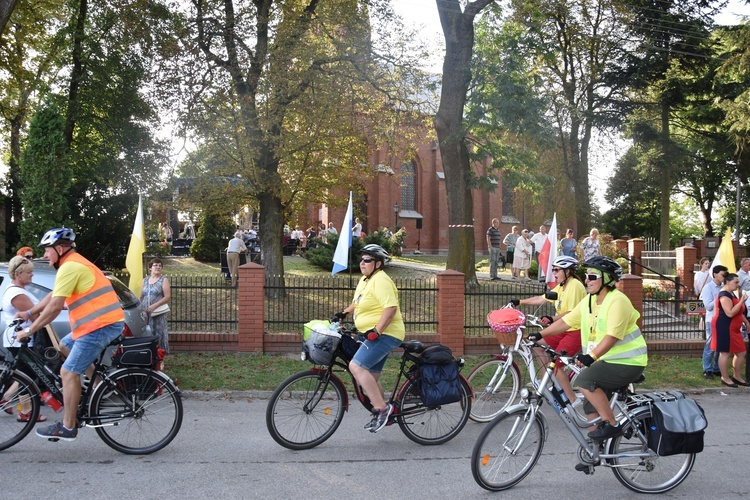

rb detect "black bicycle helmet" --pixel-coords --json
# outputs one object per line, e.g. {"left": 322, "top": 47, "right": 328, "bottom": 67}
{"left": 38, "top": 228, "right": 76, "bottom": 248}
{"left": 361, "top": 244, "right": 390, "bottom": 264}
{"left": 583, "top": 255, "right": 622, "bottom": 286}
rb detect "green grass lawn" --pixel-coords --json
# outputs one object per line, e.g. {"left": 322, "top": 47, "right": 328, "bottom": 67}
{"left": 167, "top": 352, "right": 712, "bottom": 393}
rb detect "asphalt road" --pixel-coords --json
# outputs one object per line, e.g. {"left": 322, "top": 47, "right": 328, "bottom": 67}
{"left": 2, "top": 390, "right": 748, "bottom": 499}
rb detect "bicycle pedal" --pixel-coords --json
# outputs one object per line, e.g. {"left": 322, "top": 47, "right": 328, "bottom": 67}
{"left": 574, "top": 462, "right": 595, "bottom": 475}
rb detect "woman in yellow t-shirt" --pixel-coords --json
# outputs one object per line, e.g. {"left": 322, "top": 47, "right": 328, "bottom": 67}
{"left": 330, "top": 244, "right": 405, "bottom": 434}
{"left": 532, "top": 256, "right": 647, "bottom": 449}
{"left": 512, "top": 255, "right": 585, "bottom": 403}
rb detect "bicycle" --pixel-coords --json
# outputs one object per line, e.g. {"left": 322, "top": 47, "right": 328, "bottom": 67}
{"left": 0, "top": 321, "right": 183, "bottom": 454}
{"left": 467, "top": 306, "right": 581, "bottom": 422}
{"left": 471, "top": 340, "right": 695, "bottom": 493}
{"left": 265, "top": 325, "right": 472, "bottom": 450}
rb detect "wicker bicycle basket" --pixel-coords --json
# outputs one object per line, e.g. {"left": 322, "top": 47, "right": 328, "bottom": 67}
{"left": 487, "top": 309, "right": 525, "bottom": 345}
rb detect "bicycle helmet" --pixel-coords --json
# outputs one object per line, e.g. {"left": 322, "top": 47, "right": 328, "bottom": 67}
{"left": 361, "top": 244, "right": 390, "bottom": 264}
{"left": 583, "top": 256, "right": 622, "bottom": 288}
{"left": 552, "top": 255, "right": 578, "bottom": 270}
{"left": 38, "top": 228, "right": 76, "bottom": 248}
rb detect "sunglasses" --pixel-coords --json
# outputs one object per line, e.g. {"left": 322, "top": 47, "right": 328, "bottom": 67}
{"left": 586, "top": 273, "right": 603, "bottom": 281}
{"left": 551, "top": 268, "right": 562, "bottom": 273}
{"left": 360, "top": 258, "right": 375, "bottom": 264}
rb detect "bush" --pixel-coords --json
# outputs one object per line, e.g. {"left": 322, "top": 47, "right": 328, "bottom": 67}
{"left": 304, "top": 227, "right": 402, "bottom": 272}
{"left": 190, "top": 213, "right": 235, "bottom": 261}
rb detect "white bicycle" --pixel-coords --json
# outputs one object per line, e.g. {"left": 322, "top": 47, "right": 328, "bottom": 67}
{"left": 467, "top": 305, "right": 581, "bottom": 422}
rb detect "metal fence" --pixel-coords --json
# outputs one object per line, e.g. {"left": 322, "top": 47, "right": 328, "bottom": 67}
{"left": 641, "top": 294, "right": 704, "bottom": 341}
{"left": 464, "top": 280, "right": 555, "bottom": 336}
{"left": 640, "top": 251, "right": 677, "bottom": 279}
{"left": 169, "top": 275, "right": 238, "bottom": 332}
{"left": 264, "top": 275, "right": 437, "bottom": 334}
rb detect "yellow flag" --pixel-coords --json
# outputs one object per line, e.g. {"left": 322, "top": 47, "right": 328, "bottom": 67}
{"left": 710, "top": 227, "right": 736, "bottom": 274}
{"left": 126, "top": 196, "right": 146, "bottom": 296}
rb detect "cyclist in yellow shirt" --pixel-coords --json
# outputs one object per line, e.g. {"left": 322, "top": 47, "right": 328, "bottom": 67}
{"left": 529, "top": 256, "right": 647, "bottom": 446}
{"left": 330, "top": 244, "right": 405, "bottom": 433}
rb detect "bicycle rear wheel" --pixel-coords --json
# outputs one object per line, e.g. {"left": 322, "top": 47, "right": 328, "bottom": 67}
{"left": 608, "top": 407, "right": 695, "bottom": 493}
{"left": 396, "top": 374, "right": 471, "bottom": 445}
{"left": 471, "top": 407, "right": 545, "bottom": 491}
{"left": 90, "top": 368, "right": 183, "bottom": 455}
{"left": 0, "top": 370, "right": 40, "bottom": 451}
{"left": 266, "top": 370, "right": 346, "bottom": 450}
{"left": 466, "top": 357, "right": 521, "bottom": 422}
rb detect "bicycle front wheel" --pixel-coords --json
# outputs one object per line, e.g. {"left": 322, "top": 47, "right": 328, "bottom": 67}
{"left": 90, "top": 368, "right": 183, "bottom": 455}
{"left": 467, "top": 357, "right": 521, "bottom": 422}
{"left": 265, "top": 370, "right": 346, "bottom": 450}
{"left": 608, "top": 406, "right": 695, "bottom": 493}
{"left": 0, "top": 370, "right": 40, "bottom": 451}
{"left": 396, "top": 374, "right": 471, "bottom": 445}
{"left": 471, "top": 407, "right": 545, "bottom": 491}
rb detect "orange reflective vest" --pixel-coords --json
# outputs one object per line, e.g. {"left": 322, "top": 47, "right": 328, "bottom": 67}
{"left": 61, "top": 252, "right": 124, "bottom": 339}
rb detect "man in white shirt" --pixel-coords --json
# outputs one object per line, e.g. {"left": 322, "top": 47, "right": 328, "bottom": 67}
{"left": 226, "top": 231, "right": 247, "bottom": 287}
{"left": 530, "top": 225, "right": 548, "bottom": 282}
{"left": 699, "top": 265, "right": 726, "bottom": 379}
{"left": 738, "top": 258, "right": 750, "bottom": 292}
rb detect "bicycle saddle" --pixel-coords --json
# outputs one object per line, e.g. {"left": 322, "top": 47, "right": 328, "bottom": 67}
{"left": 401, "top": 340, "right": 425, "bottom": 353}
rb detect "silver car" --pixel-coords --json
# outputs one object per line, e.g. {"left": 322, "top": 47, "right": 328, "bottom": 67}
{"left": 0, "top": 260, "right": 149, "bottom": 338}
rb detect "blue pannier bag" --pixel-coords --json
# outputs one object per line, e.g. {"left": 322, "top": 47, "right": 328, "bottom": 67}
{"left": 645, "top": 391, "right": 707, "bottom": 456}
{"left": 419, "top": 344, "right": 461, "bottom": 407}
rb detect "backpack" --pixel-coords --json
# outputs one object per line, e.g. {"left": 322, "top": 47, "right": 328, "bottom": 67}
{"left": 419, "top": 344, "right": 462, "bottom": 407}
{"left": 645, "top": 391, "right": 707, "bottom": 456}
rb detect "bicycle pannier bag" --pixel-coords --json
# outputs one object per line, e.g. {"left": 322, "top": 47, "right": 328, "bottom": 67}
{"left": 645, "top": 391, "right": 707, "bottom": 456}
{"left": 302, "top": 323, "right": 341, "bottom": 365}
{"left": 338, "top": 334, "right": 360, "bottom": 363}
{"left": 112, "top": 335, "right": 160, "bottom": 368}
{"left": 419, "top": 344, "right": 461, "bottom": 407}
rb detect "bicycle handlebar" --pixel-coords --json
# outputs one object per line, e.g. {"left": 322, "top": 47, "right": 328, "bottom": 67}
{"left": 524, "top": 338, "right": 578, "bottom": 369}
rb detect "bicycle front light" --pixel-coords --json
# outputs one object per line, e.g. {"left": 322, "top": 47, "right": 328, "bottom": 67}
{"left": 519, "top": 387, "right": 531, "bottom": 403}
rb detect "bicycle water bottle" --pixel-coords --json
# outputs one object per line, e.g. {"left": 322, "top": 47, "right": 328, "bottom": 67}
{"left": 329, "top": 321, "right": 340, "bottom": 333}
{"left": 41, "top": 391, "right": 63, "bottom": 412}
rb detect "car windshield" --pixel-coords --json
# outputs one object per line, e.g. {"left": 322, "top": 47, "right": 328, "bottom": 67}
{"left": 107, "top": 277, "right": 139, "bottom": 308}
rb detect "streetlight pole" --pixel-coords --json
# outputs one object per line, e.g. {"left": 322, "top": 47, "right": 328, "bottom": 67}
{"left": 394, "top": 203, "right": 399, "bottom": 229}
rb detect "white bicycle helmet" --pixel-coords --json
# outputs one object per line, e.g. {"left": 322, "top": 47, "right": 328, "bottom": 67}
{"left": 552, "top": 255, "right": 578, "bottom": 270}
{"left": 38, "top": 228, "right": 76, "bottom": 248}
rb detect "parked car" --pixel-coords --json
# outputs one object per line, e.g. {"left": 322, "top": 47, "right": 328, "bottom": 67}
{"left": 0, "top": 260, "right": 149, "bottom": 339}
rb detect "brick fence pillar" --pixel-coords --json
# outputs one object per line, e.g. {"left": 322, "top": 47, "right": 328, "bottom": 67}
{"left": 436, "top": 270, "right": 465, "bottom": 356}
{"left": 617, "top": 274, "right": 643, "bottom": 330}
{"left": 613, "top": 239, "right": 628, "bottom": 255}
{"left": 237, "top": 262, "right": 264, "bottom": 352}
{"left": 628, "top": 238, "right": 645, "bottom": 277}
{"left": 676, "top": 245, "right": 698, "bottom": 297}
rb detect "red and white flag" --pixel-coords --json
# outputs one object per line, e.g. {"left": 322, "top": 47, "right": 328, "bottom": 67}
{"left": 538, "top": 213, "right": 558, "bottom": 289}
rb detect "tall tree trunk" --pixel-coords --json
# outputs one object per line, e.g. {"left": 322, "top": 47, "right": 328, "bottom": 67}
{"left": 0, "top": 0, "right": 19, "bottom": 36}
{"left": 435, "top": 0, "right": 493, "bottom": 284}
{"left": 64, "top": 0, "right": 87, "bottom": 147}
{"left": 659, "top": 102, "right": 671, "bottom": 250}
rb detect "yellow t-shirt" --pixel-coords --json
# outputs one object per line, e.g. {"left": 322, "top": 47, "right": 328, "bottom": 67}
{"left": 549, "top": 279, "right": 586, "bottom": 332}
{"left": 53, "top": 260, "right": 96, "bottom": 298}
{"left": 352, "top": 270, "right": 405, "bottom": 341}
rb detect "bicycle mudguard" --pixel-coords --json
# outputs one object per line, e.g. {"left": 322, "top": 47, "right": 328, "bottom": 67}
{"left": 310, "top": 367, "right": 350, "bottom": 412}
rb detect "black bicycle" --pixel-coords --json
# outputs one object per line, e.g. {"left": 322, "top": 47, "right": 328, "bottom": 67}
{"left": 0, "top": 321, "right": 182, "bottom": 454}
{"left": 266, "top": 325, "right": 472, "bottom": 450}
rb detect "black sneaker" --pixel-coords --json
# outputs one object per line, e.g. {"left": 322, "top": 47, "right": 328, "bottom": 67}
{"left": 365, "top": 404, "right": 393, "bottom": 433}
{"left": 587, "top": 421, "right": 622, "bottom": 441}
{"left": 703, "top": 371, "right": 714, "bottom": 379}
{"left": 36, "top": 421, "right": 78, "bottom": 441}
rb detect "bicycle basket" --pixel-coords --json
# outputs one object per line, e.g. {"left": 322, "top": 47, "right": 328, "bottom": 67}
{"left": 303, "top": 319, "right": 330, "bottom": 341}
{"left": 302, "top": 323, "right": 341, "bottom": 365}
{"left": 487, "top": 309, "right": 525, "bottom": 345}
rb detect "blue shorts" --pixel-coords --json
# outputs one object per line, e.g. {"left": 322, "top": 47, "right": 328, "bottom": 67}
{"left": 351, "top": 333, "right": 402, "bottom": 373}
{"left": 61, "top": 323, "right": 124, "bottom": 374}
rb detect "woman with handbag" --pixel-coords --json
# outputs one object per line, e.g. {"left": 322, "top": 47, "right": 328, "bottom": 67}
{"left": 141, "top": 258, "right": 171, "bottom": 355}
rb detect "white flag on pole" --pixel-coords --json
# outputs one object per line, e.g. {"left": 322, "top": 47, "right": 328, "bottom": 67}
{"left": 332, "top": 192, "right": 353, "bottom": 275}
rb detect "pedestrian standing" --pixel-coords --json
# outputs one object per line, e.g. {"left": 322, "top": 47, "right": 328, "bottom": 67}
{"left": 486, "top": 218, "right": 502, "bottom": 280}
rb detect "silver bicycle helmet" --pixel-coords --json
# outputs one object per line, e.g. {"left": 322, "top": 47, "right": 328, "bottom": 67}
{"left": 552, "top": 255, "right": 578, "bottom": 270}
{"left": 361, "top": 244, "right": 390, "bottom": 264}
{"left": 38, "top": 228, "right": 76, "bottom": 248}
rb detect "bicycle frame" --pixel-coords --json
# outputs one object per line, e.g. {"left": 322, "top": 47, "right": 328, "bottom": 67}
{"left": 512, "top": 351, "right": 651, "bottom": 466}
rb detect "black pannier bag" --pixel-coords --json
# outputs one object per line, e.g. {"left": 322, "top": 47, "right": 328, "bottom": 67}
{"left": 112, "top": 335, "right": 160, "bottom": 368}
{"left": 645, "top": 391, "right": 707, "bottom": 456}
{"left": 419, "top": 344, "right": 462, "bottom": 407}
